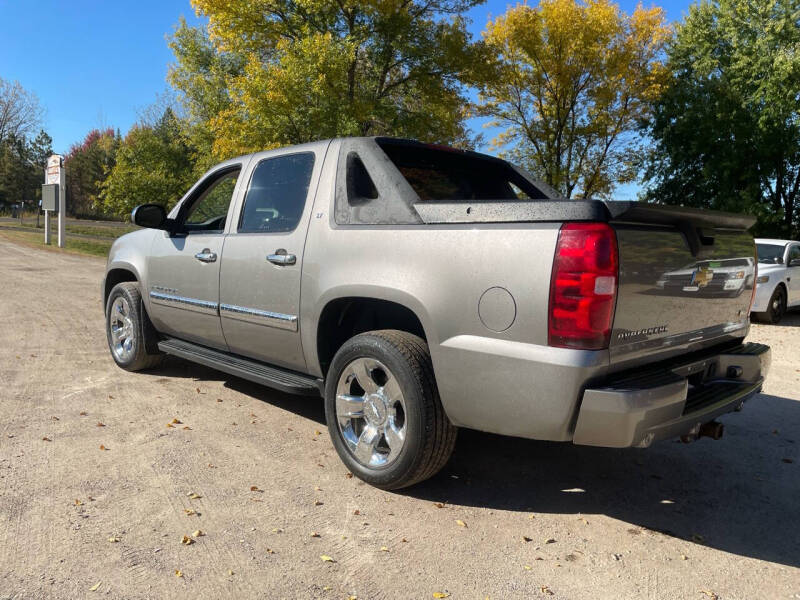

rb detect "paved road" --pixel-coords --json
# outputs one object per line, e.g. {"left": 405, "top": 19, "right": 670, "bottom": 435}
{"left": 0, "top": 236, "right": 798, "bottom": 600}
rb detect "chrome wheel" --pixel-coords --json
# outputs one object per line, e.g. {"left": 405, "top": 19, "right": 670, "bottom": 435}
{"left": 335, "top": 357, "right": 407, "bottom": 468}
{"left": 109, "top": 296, "right": 135, "bottom": 362}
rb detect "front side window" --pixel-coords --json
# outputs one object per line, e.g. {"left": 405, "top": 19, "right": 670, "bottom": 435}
{"left": 184, "top": 168, "right": 240, "bottom": 233}
{"left": 239, "top": 153, "right": 316, "bottom": 233}
{"left": 789, "top": 245, "right": 800, "bottom": 264}
{"left": 756, "top": 243, "right": 785, "bottom": 264}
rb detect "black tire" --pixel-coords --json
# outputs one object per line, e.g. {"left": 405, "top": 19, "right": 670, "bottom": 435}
{"left": 105, "top": 282, "right": 163, "bottom": 371}
{"left": 753, "top": 285, "right": 787, "bottom": 324}
{"left": 324, "top": 330, "right": 457, "bottom": 490}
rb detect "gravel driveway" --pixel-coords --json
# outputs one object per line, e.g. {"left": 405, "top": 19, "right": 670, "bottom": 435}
{"left": 1, "top": 236, "right": 798, "bottom": 600}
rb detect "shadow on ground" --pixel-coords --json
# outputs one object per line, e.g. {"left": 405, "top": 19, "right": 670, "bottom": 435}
{"left": 146, "top": 358, "right": 800, "bottom": 569}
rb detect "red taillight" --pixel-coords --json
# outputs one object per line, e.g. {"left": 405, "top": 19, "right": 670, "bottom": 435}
{"left": 548, "top": 222, "right": 618, "bottom": 350}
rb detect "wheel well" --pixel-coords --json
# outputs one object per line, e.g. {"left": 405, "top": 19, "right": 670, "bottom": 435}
{"left": 104, "top": 268, "right": 138, "bottom": 306}
{"left": 317, "top": 298, "right": 426, "bottom": 375}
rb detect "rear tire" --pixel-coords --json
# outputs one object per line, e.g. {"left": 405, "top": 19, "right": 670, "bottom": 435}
{"left": 325, "top": 330, "right": 457, "bottom": 490}
{"left": 753, "top": 285, "right": 786, "bottom": 324}
{"left": 105, "top": 282, "right": 163, "bottom": 371}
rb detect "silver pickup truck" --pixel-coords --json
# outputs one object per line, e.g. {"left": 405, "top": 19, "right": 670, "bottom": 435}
{"left": 103, "top": 137, "right": 771, "bottom": 489}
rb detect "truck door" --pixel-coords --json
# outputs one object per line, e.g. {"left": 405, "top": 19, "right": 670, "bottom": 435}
{"left": 147, "top": 163, "right": 245, "bottom": 350}
{"left": 218, "top": 146, "right": 326, "bottom": 371}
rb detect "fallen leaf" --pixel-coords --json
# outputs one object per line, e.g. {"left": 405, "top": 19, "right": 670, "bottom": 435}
{"left": 311, "top": 532, "right": 320, "bottom": 538}
{"left": 380, "top": 546, "right": 389, "bottom": 552}
{"left": 250, "top": 486, "right": 261, "bottom": 492}
{"left": 433, "top": 593, "right": 450, "bottom": 599}
{"left": 523, "top": 565, "right": 532, "bottom": 571}
{"left": 187, "top": 492, "right": 201, "bottom": 499}
{"left": 314, "top": 430, "right": 322, "bottom": 436}
{"left": 323, "top": 586, "right": 331, "bottom": 591}
{"left": 182, "top": 426, "right": 192, "bottom": 430}
{"left": 108, "top": 394, "right": 114, "bottom": 399}
{"left": 700, "top": 591, "right": 719, "bottom": 600}
{"left": 99, "top": 444, "right": 107, "bottom": 450}
{"left": 681, "top": 554, "right": 688, "bottom": 560}
{"left": 216, "top": 398, "right": 223, "bottom": 403}
{"left": 166, "top": 423, "right": 174, "bottom": 428}
{"left": 89, "top": 582, "right": 101, "bottom": 591}
{"left": 522, "top": 536, "right": 532, "bottom": 542}
{"left": 80, "top": 411, "right": 88, "bottom": 416}
{"left": 183, "top": 509, "right": 197, "bottom": 516}
{"left": 74, "top": 499, "right": 83, "bottom": 506}
{"left": 272, "top": 528, "right": 284, "bottom": 533}
{"left": 544, "top": 538, "right": 556, "bottom": 544}
{"left": 345, "top": 472, "right": 353, "bottom": 479}
{"left": 192, "top": 530, "right": 204, "bottom": 537}
{"left": 401, "top": 538, "right": 408, "bottom": 542}
{"left": 540, "top": 585, "right": 554, "bottom": 595}
{"left": 433, "top": 502, "right": 446, "bottom": 509}
{"left": 108, "top": 536, "right": 120, "bottom": 543}
{"left": 455, "top": 520, "right": 467, "bottom": 528}
{"left": 181, "top": 535, "right": 194, "bottom": 545}
{"left": 51, "top": 416, "right": 59, "bottom": 421}
{"left": 353, "top": 509, "right": 360, "bottom": 516}
{"left": 42, "top": 437, "right": 51, "bottom": 442}
{"left": 529, "top": 514, "right": 536, "bottom": 520}
{"left": 196, "top": 388, "right": 201, "bottom": 394}
{"left": 579, "top": 517, "right": 589, "bottom": 525}
{"left": 174, "top": 570, "right": 183, "bottom": 578}
{"left": 266, "top": 548, "right": 275, "bottom": 554}
{"left": 314, "top": 500, "right": 324, "bottom": 506}
{"left": 320, "top": 555, "right": 335, "bottom": 562}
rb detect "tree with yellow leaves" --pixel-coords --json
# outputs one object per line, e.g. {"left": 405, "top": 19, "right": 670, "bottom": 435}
{"left": 477, "top": 0, "right": 670, "bottom": 199}
{"left": 170, "top": 0, "right": 487, "bottom": 159}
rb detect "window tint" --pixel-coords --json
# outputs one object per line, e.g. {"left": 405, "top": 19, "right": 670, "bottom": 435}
{"left": 239, "top": 153, "right": 315, "bottom": 233}
{"left": 756, "top": 243, "right": 785, "bottom": 264}
{"left": 184, "top": 168, "right": 240, "bottom": 233}
{"left": 377, "top": 140, "right": 547, "bottom": 201}
{"left": 790, "top": 246, "right": 800, "bottom": 262}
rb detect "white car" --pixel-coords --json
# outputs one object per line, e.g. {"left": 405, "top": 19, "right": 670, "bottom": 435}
{"left": 751, "top": 238, "right": 800, "bottom": 323}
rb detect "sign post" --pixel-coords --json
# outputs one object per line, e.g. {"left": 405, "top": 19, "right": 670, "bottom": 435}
{"left": 45, "top": 155, "right": 65, "bottom": 247}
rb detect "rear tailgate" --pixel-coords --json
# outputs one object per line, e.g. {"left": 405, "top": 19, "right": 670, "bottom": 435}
{"left": 607, "top": 203, "right": 756, "bottom": 364}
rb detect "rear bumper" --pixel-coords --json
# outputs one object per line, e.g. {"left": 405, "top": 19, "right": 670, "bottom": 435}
{"left": 573, "top": 342, "right": 770, "bottom": 448}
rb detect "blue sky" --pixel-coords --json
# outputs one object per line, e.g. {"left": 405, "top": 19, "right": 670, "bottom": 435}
{"left": 0, "top": 0, "right": 691, "bottom": 196}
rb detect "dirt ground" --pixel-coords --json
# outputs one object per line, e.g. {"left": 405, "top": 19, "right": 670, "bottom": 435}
{"left": 1, "top": 235, "right": 798, "bottom": 600}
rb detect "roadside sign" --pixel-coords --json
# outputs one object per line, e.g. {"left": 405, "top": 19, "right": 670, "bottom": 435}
{"left": 46, "top": 155, "right": 62, "bottom": 185}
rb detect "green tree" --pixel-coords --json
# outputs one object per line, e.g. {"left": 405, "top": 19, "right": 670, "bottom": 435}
{"left": 476, "top": 0, "right": 670, "bottom": 199}
{"left": 169, "top": 0, "right": 486, "bottom": 159}
{"left": 644, "top": 0, "right": 800, "bottom": 238}
{"left": 64, "top": 129, "right": 119, "bottom": 218}
{"left": 101, "top": 109, "right": 196, "bottom": 218}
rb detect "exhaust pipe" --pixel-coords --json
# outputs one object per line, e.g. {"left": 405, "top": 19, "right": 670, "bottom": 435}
{"left": 698, "top": 421, "right": 724, "bottom": 440}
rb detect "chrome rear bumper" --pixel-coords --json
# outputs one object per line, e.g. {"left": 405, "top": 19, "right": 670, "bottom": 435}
{"left": 573, "top": 342, "right": 770, "bottom": 448}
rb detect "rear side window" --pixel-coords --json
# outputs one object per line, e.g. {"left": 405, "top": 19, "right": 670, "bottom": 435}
{"left": 377, "top": 140, "right": 547, "bottom": 201}
{"left": 239, "top": 152, "right": 315, "bottom": 233}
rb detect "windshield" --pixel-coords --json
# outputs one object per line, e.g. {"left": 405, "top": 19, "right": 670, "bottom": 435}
{"left": 377, "top": 139, "right": 548, "bottom": 201}
{"left": 756, "top": 243, "right": 785, "bottom": 264}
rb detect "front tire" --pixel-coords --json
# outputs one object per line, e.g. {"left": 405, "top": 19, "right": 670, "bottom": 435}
{"left": 105, "top": 282, "right": 163, "bottom": 371}
{"left": 754, "top": 285, "right": 787, "bottom": 324}
{"left": 325, "top": 330, "right": 457, "bottom": 490}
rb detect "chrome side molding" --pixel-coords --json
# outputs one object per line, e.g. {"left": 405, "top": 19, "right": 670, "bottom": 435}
{"left": 149, "top": 291, "right": 218, "bottom": 316}
{"left": 220, "top": 303, "right": 298, "bottom": 331}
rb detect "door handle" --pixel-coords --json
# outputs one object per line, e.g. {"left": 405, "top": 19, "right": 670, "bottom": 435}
{"left": 194, "top": 249, "right": 217, "bottom": 263}
{"left": 267, "top": 250, "right": 296, "bottom": 266}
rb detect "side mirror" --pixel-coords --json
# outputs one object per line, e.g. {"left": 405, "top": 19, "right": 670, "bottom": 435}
{"left": 132, "top": 204, "right": 167, "bottom": 229}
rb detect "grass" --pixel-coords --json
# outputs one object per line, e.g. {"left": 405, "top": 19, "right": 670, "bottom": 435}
{"left": 13, "top": 221, "right": 138, "bottom": 239}
{"left": 0, "top": 228, "right": 112, "bottom": 258}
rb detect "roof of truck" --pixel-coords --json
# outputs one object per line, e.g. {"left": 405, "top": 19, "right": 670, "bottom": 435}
{"left": 755, "top": 238, "right": 795, "bottom": 245}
